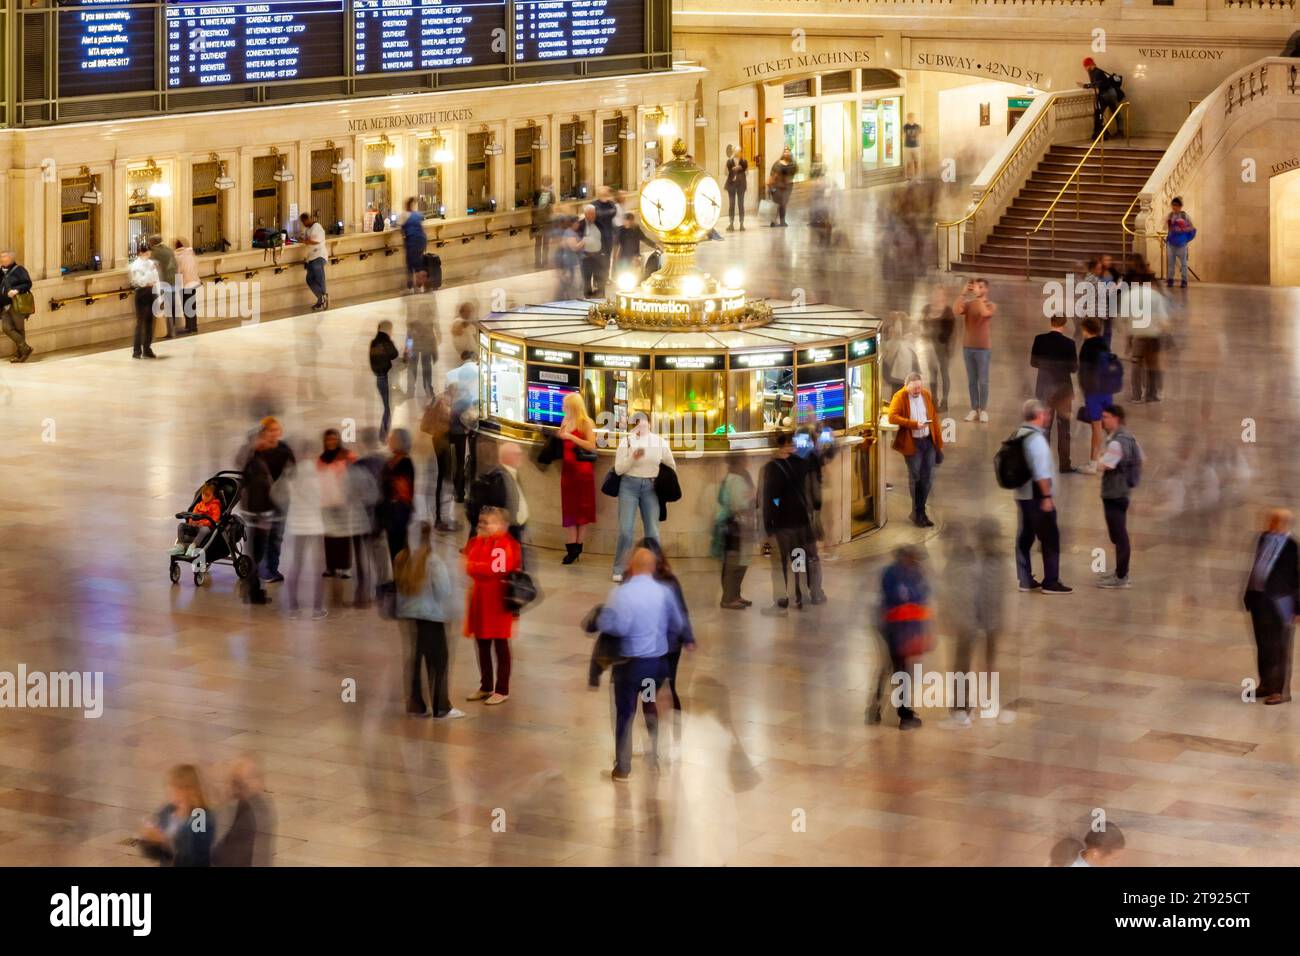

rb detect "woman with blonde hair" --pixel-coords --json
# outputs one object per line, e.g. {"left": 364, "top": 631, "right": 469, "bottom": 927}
{"left": 395, "top": 521, "right": 463, "bottom": 718}
{"left": 138, "top": 764, "right": 215, "bottom": 866}
{"left": 557, "top": 390, "right": 599, "bottom": 564}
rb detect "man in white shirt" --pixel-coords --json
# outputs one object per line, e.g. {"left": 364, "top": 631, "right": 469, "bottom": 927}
{"left": 299, "top": 212, "right": 328, "bottom": 311}
{"left": 611, "top": 413, "right": 677, "bottom": 582}
{"left": 445, "top": 351, "right": 481, "bottom": 502}
{"left": 1013, "top": 399, "right": 1072, "bottom": 594}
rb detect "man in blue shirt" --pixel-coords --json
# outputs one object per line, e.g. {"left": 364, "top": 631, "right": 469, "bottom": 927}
{"left": 1013, "top": 399, "right": 1072, "bottom": 594}
{"left": 598, "top": 548, "right": 685, "bottom": 780}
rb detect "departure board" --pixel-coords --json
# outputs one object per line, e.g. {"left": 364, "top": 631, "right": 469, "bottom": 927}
{"left": 58, "top": 2, "right": 158, "bottom": 98}
{"left": 514, "top": 0, "right": 645, "bottom": 61}
{"left": 165, "top": 0, "right": 346, "bottom": 87}
{"left": 353, "top": 0, "right": 508, "bottom": 73}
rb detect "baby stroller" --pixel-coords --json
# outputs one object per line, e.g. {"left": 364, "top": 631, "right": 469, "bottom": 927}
{"left": 169, "top": 470, "right": 254, "bottom": 587}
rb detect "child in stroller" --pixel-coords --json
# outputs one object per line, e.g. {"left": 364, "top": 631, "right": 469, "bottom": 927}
{"left": 170, "top": 483, "right": 221, "bottom": 557}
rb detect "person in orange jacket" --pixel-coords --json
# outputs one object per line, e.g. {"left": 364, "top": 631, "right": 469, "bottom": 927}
{"left": 463, "top": 507, "right": 521, "bottom": 706}
{"left": 171, "top": 483, "right": 222, "bottom": 557}
{"left": 887, "top": 372, "right": 945, "bottom": 527}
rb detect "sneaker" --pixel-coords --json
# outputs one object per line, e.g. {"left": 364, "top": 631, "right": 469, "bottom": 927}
{"left": 1097, "top": 574, "right": 1130, "bottom": 589}
{"left": 1018, "top": 580, "right": 1042, "bottom": 592}
{"left": 466, "top": 689, "right": 492, "bottom": 702}
{"left": 185, "top": 544, "right": 199, "bottom": 558}
{"left": 978, "top": 410, "right": 989, "bottom": 423}
{"left": 899, "top": 715, "right": 923, "bottom": 731}
{"left": 760, "top": 604, "right": 788, "bottom": 618}
{"left": 1073, "top": 462, "right": 1098, "bottom": 474}
{"left": 311, "top": 609, "right": 328, "bottom": 620}
{"left": 611, "top": 572, "right": 624, "bottom": 583}
{"left": 143, "top": 350, "right": 158, "bottom": 359}
{"left": 719, "top": 600, "right": 748, "bottom": 610}
{"left": 262, "top": 572, "right": 285, "bottom": 584}
{"left": 1041, "top": 581, "right": 1073, "bottom": 594}
{"left": 964, "top": 410, "right": 978, "bottom": 422}
{"left": 940, "top": 712, "right": 973, "bottom": 729}
{"left": 433, "top": 708, "right": 466, "bottom": 720}
{"left": 169, "top": 544, "right": 187, "bottom": 556}
{"left": 484, "top": 693, "right": 508, "bottom": 705}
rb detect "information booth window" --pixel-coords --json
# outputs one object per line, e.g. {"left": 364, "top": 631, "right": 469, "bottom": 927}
{"left": 847, "top": 336, "right": 878, "bottom": 429}
{"left": 488, "top": 338, "right": 525, "bottom": 423}
{"left": 60, "top": 170, "right": 100, "bottom": 275}
{"left": 365, "top": 144, "right": 394, "bottom": 225}
{"left": 310, "top": 148, "right": 342, "bottom": 234}
{"left": 559, "top": 121, "right": 587, "bottom": 199}
{"left": 584, "top": 351, "right": 652, "bottom": 433}
{"left": 191, "top": 160, "right": 227, "bottom": 254}
{"left": 728, "top": 350, "right": 795, "bottom": 434}
{"left": 514, "top": 125, "right": 540, "bottom": 209}
{"left": 602, "top": 118, "right": 625, "bottom": 192}
{"left": 795, "top": 346, "right": 848, "bottom": 431}
{"left": 653, "top": 353, "right": 725, "bottom": 436}
{"left": 525, "top": 346, "right": 582, "bottom": 427}
{"left": 416, "top": 137, "right": 447, "bottom": 217}
{"left": 466, "top": 132, "right": 492, "bottom": 215}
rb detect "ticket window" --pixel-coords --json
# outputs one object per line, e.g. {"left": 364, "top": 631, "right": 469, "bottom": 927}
{"left": 728, "top": 366, "right": 795, "bottom": 434}
{"left": 489, "top": 351, "right": 525, "bottom": 422}
{"left": 191, "top": 161, "right": 227, "bottom": 254}
{"left": 602, "top": 118, "right": 625, "bottom": 192}
{"left": 310, "top": 148, "right": 342, "bottom": 234}
{"left": 126, "top": 168, "right": 163, "bottom": 256}
{"left": 583, "top": 368, "right": 652, "bottom": 433}
{"left": 466, "top": 132, "right": 491, "bottom": 215}
{"left": 514, "top": 126, "right": 539, "bottom": 209}
{"left": 559, "top": 122, "right": 586, "bottom": 199}
{"left": 60, "top": 174, "right": 100, "bottom": 274}
{"left": 252, "top": 155, "right": 286, "bottom": 234}
{"left": 364, "top": 145, "right": 393, "bottom": 227}
{"left": 653, "top": 370, "right": 724, "bottom": 435}
{"left": 416, "top": 138, "right": 446, "bottom": 217}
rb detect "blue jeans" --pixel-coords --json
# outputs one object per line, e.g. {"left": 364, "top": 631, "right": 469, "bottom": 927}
{"left": 1166, "top": 243, "right": 1188, "bottom": 284}
{"left": 963, "top": 347, "right": 991, "bottom": 411}
{"left": 614, "top": 475, "right": 659, "bottom": 574}
{"left": 905, "top": 436, "right": 936, "bottom": 520}
{"left": 305, "top": 258, "right": 327, "bottom": 303}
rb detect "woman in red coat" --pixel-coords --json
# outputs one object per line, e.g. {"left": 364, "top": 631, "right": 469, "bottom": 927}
{"left": 463, "top": 507, "right": 521, "bottom": 705}
{"left": 558, "top": 392, "right": 598, "bottom": 564}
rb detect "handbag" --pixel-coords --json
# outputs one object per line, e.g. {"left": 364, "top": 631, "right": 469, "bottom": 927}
{"left": 11, "top": 292, "right": 35, "bottom": 316}
{"left": 758, "top": 197, "right": 777, "bottom": 221}
{"left": 575, "top": 445, "right": 598, "bottom": 463}
{"left": 502, "top": 569, "right": 538, "bottom": 613}
{"left": 601, "top": 468, "right": 621, "bottom": 498}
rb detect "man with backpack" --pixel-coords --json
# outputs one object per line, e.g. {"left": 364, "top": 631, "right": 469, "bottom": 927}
{"left": 369, "top": 320, "right": 400, "bottom": 441}
{"left": 1080, "top": 58, "right": 1125, "bottom": 139}
{"left": 1095, "top": 404, "right": 1141, "bottom": 589}
{"left": 998, "top": 399, "right": 1072, "bottom": 594}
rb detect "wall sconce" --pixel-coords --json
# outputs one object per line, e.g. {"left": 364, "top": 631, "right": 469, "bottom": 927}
{"left": 79, "top": 166, "right": 103, "bottom": 206}
{"left": 617, "top": 112, "right": 636, "bottom": 141}
{"left": 211, "top": 153, "right": 235, "bottom": 191}
{"left": 381, "top": 134, "right": 404, "bottom": 169}
{"left": 527, "top": 119, "right": 549, "bottom": 151}
{"left": 271, "top": 146, "right": 294, "bottom": 183}
{"left": 573, "top": 115, "right": 593, "bottom": 146}
{"left": 694, "top": 111, "right": 708, "bottom": 128}
{"left": 424, "top": 130, "right": 453, "bottom": 164}
{"left": 482, "top": 126, "right": 504, "bottom": 156}
{"left": 326, "top": 139, "right": 346, "bottom": 175}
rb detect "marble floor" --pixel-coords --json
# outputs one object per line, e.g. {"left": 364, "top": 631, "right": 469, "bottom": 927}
{"left": 2, "top": 184, "right": 1300, "bottom": 866}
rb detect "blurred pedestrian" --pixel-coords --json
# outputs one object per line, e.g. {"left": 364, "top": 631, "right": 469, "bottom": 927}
{"left": 941, "top": 520, "right": 1009, "bottom": 728}
{"left": 463, "top": 506, "right": 521, "bottom": 706}
{"left": 887, "top": 372, "right": 944, "bottom": 528}
{"left": 446, "top": 349, "right": 480, "bottom": 503}
{"left": 955, "top": 277, "right": 996, "bottom": 422}
{"left": 1030, "top": 313, "right": 1078, "bottom": 473}
{"left": 868, "top": 546, "right": 932, "bottom": 730}
{"left": 380, "top": 428, "right": 415, "bottom": 559}
{"left": 1244, "top": 508, "right": 1299, "bottom": 705}
{"left": 128, "top": 243, "right": 160, "bottom": 360}
{"left": 579, "top": 204, "right": 606, "bottom": 297}
{"left": 1012, "top": 399, "right": 1071, "bottom": 594}
{"left": 767, "top": 147, "right": 797, "bottom": 227}
{"left": 400, "top": 197, "right": 427, "bottom": 292}
{"left": 0, "top": 251, "right": 33, "bottom": 363}
{"left": 715, "top": 456, "right": 757, "bottom": 609}
{"left": 1053, "top": 825, "right": 1126, "bottom": 866}
{"left": 404, "top": 292, "right": 438, "bottom": 402}
{"left": 533, "top": 175, "right": 556, "bottom": 269}
{"left": 299, "top": 211, "right": 328, "bottom": 311}
{"left": 147, "top": 235, "right": 178, "bottom": 339}
{"left": 278, "top": 445, "right": 326, "bottom": 620}
{"left": 1076, "top": 317, "right": 1113, "bottom": 472}
{"left": 138, "top": 765, "right": 214, "bottom": 867}
{"left": 467, "top": 441, "right": 529, "bottom": 544}
{"left": 725, "top": 145, "right": 748, "bottom": 230}
{"left": 558, "top": 392, "right": 598, "bottom": 564}
{"left": 240, "top": 416, "right": 295, "bottom": 591}
{"left": 761, "top": 432, "right": 822, "bottom": 613}
{"left": 396, "top": 521, "right": 464, "bottom": 719}
{"left": 318, "top": 428, "right": 356, "bottom": 584}
{"left": 212, "top": 757, "right": 275, "bottom": 867}
{"left": 902, "top": 113, "right": 922, "bottom": 180}
{"left": 638, "top": 537, "right": 695, "bottom": 711}
{"left": 369, "top": 320, "right": 400, "bottom": 440}
{"left": 420, "top": 386, "right": 457, "bottom": 532}
{"left": 919, "top": 283, "right": 955, "bottom": 412}
{"left": 173, "top": 238, "right": 200, "bottom": 335}
{"left": 612, "top": 212, "right": 649, "bottom": 279}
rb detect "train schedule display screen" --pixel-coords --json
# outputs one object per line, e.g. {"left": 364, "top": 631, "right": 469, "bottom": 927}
{"left": 59, "top": 1, "right": 158, "bottom": 98}
{"left": 166, "top": 0, "right": 346, "bottom": 88}
{"left": 527, "top": 383, "right": 575, "bottom": 425}
{"left": 514, "top": 0, "right": 645, "bottom": 61}
{"left": 353, "top": 0, "right": 508, "bottom": 74}
{"left": 796, "top": 370, "right": 847, "bottom": 429}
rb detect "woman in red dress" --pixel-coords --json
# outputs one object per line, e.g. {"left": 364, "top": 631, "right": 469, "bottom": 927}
{"left": 557, "top": 392, "right": 599, "bottom": 564}
{"left": 463, "top": 507, "right": 520, "bottom": 706}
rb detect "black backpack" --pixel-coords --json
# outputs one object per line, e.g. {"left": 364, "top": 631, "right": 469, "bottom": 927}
{"left": 368, "top": 335, "right": 394, "bottom": 374}
{"left": 994, "top": 431, "right": 1033, "bottom": 489}
{"left": 1100, "top": 349, "right": 1125, "bottom": 394}
{"left": 1115, "top": 431, "right": 1144, "bottom": 488}
{"left": 422, "top": 252, "right": 443, "bottom": 289}
{"left": 467, "top": 468, "right": 507, "bottom": 529}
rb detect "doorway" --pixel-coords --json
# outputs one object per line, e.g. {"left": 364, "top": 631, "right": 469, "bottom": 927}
{"left": 1270, "top": 165, "right": 1300, "bottom": 286}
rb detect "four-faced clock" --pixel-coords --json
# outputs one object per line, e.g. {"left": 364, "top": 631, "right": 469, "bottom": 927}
{"left": 692, "top": 176, "right": 723, "bottom": 231}
{"left": 639, "top": 178, "right": 687, "bottom": 233}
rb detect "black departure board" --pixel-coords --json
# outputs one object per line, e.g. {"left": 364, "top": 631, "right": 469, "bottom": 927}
{"left": 58, "top": 1, "right": 158, "bottom": 98}
{"left": 353, "top": 0, "right": 508, "bottom": 73}
{"left": 165, "top": 0, "right": 346, "bottom": 88}
{"left": 514, "top": 0, "right": 645, "bottom": 61}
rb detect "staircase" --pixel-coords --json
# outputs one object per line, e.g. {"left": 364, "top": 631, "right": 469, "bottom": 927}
{"left": 953, "top": 144, "right": 1164, "bottom": 278}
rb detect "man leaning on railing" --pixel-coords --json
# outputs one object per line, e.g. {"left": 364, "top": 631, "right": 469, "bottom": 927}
{"left": 1080, "top": 58, "right": 1127, "bottom": 140}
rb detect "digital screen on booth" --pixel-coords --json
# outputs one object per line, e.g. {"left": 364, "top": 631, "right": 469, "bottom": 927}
{"left": 165, "top": 0, "right": 347, "bottom": 88}
{"left": 527, "top": 383, "right": 575, "bottom": 425}
{"left": 514, "top": 0, "right": 645, "bottom": 61}
{"left": 796, "top": 379, "right": 847, "bottom": 428}
{"left": 353, "top": 0, "right": 508, "bottom": 74}
{"left": 58, "top": 1, "right": 158, "bottom": 98}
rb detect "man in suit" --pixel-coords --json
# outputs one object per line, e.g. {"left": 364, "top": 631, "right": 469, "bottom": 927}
{"left": 1030, "top": 313, "right": 1079, "bottom": 473}
{"left": 1244, "top": 508, "right": 1300, "bottom": 705}
{"left": 887, "top": 372, "right": 945, "bottom": 528}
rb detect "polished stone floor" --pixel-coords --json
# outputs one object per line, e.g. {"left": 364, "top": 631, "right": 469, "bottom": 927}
{"left": 2, "top": 184, "right": 1300, "bottom": 866}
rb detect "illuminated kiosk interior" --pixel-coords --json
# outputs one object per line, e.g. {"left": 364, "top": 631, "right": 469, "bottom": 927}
{"left": 478, "top": 140, "right": 884, "bottom": 557}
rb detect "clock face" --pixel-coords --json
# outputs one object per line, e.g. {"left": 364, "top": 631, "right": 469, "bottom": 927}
{"left": 693, "top": 176, "right": 723, "bottom": 231}
{"left": 639, "top": 178, "right": 687, "bottom": 233}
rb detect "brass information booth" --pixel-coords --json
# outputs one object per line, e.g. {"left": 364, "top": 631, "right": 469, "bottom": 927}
{"left": 476, "top": 141, "right": 884, "bottom": 556}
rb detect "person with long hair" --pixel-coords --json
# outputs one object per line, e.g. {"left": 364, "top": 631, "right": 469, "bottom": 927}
{"left": 138, "top": 764, "right": 215, "bottom": 866}
{"left": 463, "top": 507, "right": 520, "bottom": 706}
{"left": 715, "top": 456, "right": 757, "bottom": 609}
{"left": 557, "top": 391, "right": 598, "bottom": 564}
{"left": 318, "top": 428, "right": 357, "bottom": 582}
{"left": 637, "top": 537, "right": 695, "bottom": 711}
{"left": 396, "top": 521, "right": 463, "bottom": 719}
{"left": 380, "top": 428, "right": 415, "bottom": 559}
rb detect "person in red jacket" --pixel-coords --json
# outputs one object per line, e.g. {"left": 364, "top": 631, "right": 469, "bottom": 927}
{"left": 463, "top": 506, "right": 521, "bottom": 705}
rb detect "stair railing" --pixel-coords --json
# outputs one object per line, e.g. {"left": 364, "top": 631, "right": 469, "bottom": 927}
{"left": 1023, "top": 101, "right": 1131, "bottom": 279}
{"left": 934, "top": 90, "right": 1092, "bottom": 272}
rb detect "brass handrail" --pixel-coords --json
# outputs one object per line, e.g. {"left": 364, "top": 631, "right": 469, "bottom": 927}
{"left": 1023, "top": 101, "right": 1131, "bottom": 279}
{"left": 1118, "top": 193, "right": 1168, "bottom": 279}
{"left": 933, "top": 92, "right": 1083, "bottom": 271}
